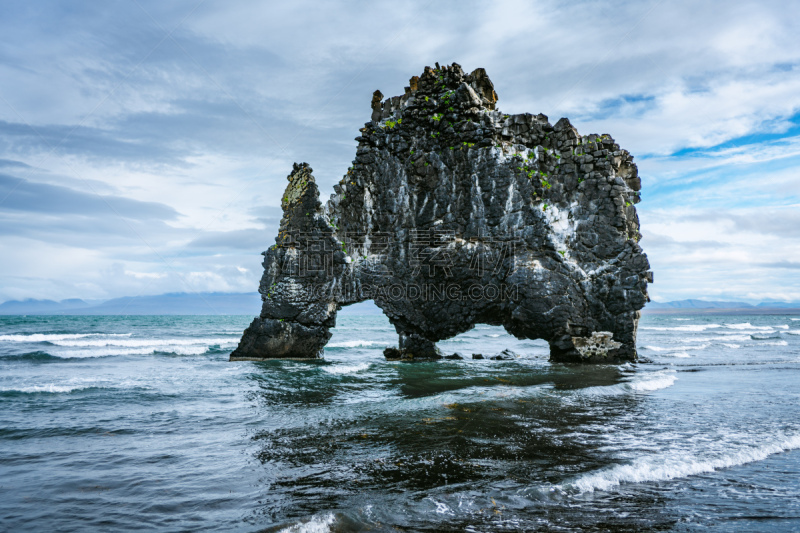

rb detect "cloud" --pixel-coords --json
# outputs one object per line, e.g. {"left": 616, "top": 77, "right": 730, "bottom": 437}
{"left": 0, "top": 173, "right": 177, "bottom": 220}
{"left": 186, "top": 228, "right": 277, "bottom": 250}
{"left": 1, "top": 0, "right": 800, "bottom": 302}
{"left": 0, "top": 158, "right": 32, "bottom": 169}
{"left": 682, "top": 207, "right": 800, "bottom": 239}
{"left": 641, "top": 232, "right": 729, "bottom": 250}
{"left": 758, "top": 261, "right": 800, "bottom": 270}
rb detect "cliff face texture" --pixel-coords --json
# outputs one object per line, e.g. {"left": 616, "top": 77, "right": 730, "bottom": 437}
{"left": 231, "top": 63, "right": 652, "bottom": 363}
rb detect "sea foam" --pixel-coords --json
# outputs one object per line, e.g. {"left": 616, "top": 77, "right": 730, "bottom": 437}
{"left": 576, "top": 370, "right": 677, "bottom": 395}
{"left": 724, "top": 323, "right": 775, "bottom": 331}
{"left": 327, "top": 340, "right": 386, "bottom": 348}
{"left": 0, "top": 382, "right": 112, "bottom": 394}
{"left": 278, "top": 512, "right": 336, "bottom": 533}
{"left": 0, "top": 333, "right": 132, "bottom": 342}
{"left": 560, "top": 433, "right": 800, "bottom": 494}
{"left": 51, "top": 345, "right": 216, "bottom": 358}
{"left": 50, "top": 337, "right": 236, "bottom": 348}
{"left": 322, "top": 363, "right": 371, "bottom": 375}
{"left": 639, "top": 324, "right": 720, "bottom": 332}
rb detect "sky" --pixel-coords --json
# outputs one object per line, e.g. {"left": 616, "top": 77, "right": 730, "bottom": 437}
{"left": 0, "top": 0, "right": 799, "bottom": 304}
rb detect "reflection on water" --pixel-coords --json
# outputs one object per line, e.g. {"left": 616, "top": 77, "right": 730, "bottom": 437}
{"left": 245, "top": 356, "right": 677, "bottom": 531}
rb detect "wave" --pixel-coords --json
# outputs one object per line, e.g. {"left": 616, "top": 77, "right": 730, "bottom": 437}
{"left": 53, "top": 345, "right": 216, "bottom": 358}
{"left": 640, "top": 324, "right": 720, "bottom": 332}
{"left": 0, "top": 336, "right": 243, "bottom": 358}
{"left": 639, "top": 323, "right": 784, "bottom": 334}
{"left": 721, "top": 343, "right": 741, "bottom": 349}
{"left": 787, "top": 331, "right": 800, "bottom": 336}
{"left": 576, "top": 370, "right": 677, "bottom": 395}
{"left": 326, "top": 340, "right": 386, "bottom": 348}
{"left": 0, "top": 383, "right": 102, "bottom": 394}
{"left": 643, "top": 344, "right": 707, "bottom": 352}
{"left": 0, "top": 351, "right": 60, "bottom": 362}
{"left": 322, "top": 363, "right": 371, "bottom": 375}
{"left": 627, "top": 371, "right": 677, "bottom": 391}
{"left": 725, "top": 323, "right": 776, "bottom": 331}
{"left": 277, "top": 512, "right": 335, "bottom": 533}
{"left": 49, "top": 337, "right": 237, "bottom": 348}
{"left": 661, "top": 352, "right": 690, "bottom": 358}
{"left": 751, "top": 333, "right": 782, "bottom": 340}
{"left": 558, "top": 433, "right": 800, "bottom": 494}
{"left": 690, "top": 334, "right": 752, "bottom": 343}
{"left": 760, "top": 340, "right": 789, "bottom": 346}
{"left": 0, "top": 333, "right": 132, "bottom": 342}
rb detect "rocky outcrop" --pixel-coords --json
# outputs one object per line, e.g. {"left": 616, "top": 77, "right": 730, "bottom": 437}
{"left": 231, "top": 63, "right": 652, "bottom": 363}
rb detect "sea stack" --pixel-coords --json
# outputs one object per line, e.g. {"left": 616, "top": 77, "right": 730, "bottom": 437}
{"left": 231, "top": 63, "right": 652, "bottom": 363}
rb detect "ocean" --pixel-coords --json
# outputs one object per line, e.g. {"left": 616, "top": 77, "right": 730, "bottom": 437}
{"left": 1, "top": 313, "right": 799, "bottom": 532}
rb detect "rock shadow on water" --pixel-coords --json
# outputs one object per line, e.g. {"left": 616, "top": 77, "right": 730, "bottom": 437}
{"left": 243, "top": 359, "right": 351, "bottom": 407}
{"left": 244, "top": 362, "right": 672, "bottom": 531}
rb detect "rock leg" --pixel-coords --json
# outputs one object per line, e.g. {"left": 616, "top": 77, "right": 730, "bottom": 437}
{"left": 230, "top": 317, "right": 330, "bottom": 361}
{"left": 384, "top": 332, "right": 441, "bottom": 360}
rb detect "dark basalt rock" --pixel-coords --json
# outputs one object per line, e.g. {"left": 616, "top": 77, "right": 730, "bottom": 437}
{"left": 230, "top": 63, "right": 652, "bottom": 364}
{"left": 491, "top": 349, "right": 519, "bottom": 361}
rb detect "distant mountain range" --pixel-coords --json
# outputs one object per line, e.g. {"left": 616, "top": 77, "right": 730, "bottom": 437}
{"left": 0, "top": 294, "right": 798, "bottom": 316}
{"left": 0, "top": 292, "right": 385, "bottom": 316}
{"left": 647, "top": 299, "right": 753, "bottom": 309}
{"left": 644, "top": 299, "right": 800, "bottom": 314}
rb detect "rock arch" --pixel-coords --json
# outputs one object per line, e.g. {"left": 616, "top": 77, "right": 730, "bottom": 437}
{"left": 231, "top": 63, "right": 651, "bottom": 364}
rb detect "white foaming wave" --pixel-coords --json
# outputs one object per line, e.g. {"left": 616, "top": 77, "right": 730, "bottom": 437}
{"left": 559, "top": 434, "right": 800, "bottom": 494}
{"left": 775, "top": 325, "right": 789, "bottom": 330}
{"left": 725, "top": 322, "right": 775, "bottom": 331}
{"left": 0, "top": 384, "right": 96, "bottom": 393}
{"left": 750, "top": 333, "right": 782, "bottom": 340}
{"left": 644, "top": 344, "right": 707, "bottom": 352}
{"left": 326, "top": 340, "right": 386, "bottom": 348}
{"left": 577, "top": 370, "right": 677, "bottom": 395}
{"left": 689, "top": 334, "right": 753, "bottom": 343}
{"left": 662, "top": 352, "right": 690, "bottom": 358}
{"left": 787, "top": 331, "right": 800, "bottom": 336}
{"left": 639, "top": 324, "right": 720, "bottom": 332}
{"left": 0, "top": 333, "right": 132, "bottom": 342}
{"left": 642, "top": 347, "right": 691, "bottom": 358}
{"left": 322, "top": 362, "right": 371, "bottom": 375}
{"left": 761, "top": 340, "right": 789, "bottom": 346}
{"left": 52, "top": 345, "right": 212, "bottom": 358}
{"left": 278, "top": 512, "right": 335, "bottom": 533}
{"left": 488, "top": 334, "right": 502, "bottom": 338}
{"left": 792, "top": 318, "right": 800, "bottom": 321}
{"left": 627, "top": 371, "right": 678, "bottom": 391}
{"left": 722, "top": 343, "right": 741, "bottom": 349}
{"left": 51, "top": 337, "right": 237, "bottom": 348}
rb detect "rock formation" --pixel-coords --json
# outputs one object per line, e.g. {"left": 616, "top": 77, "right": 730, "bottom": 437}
{"left": 231, "top": 63, "right": 652, "bottom": 363}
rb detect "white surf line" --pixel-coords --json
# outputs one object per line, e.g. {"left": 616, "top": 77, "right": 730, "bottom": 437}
{"left": 0, "top": 333, "right": 132, "bottom": 342}
{"left": 556, "top": 433, "right": 800, "bottom": 494}
{"left": 322, "top": 362, "right": 371, "bottom": 375}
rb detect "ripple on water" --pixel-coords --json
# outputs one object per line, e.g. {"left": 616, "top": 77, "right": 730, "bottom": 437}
{"left": 1, "top": 314, "right": 799, "bottom": 532}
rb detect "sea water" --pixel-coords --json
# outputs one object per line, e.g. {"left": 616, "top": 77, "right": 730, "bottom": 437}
{"left": 1, "top": 313, "right": 799, "bottom": 531}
